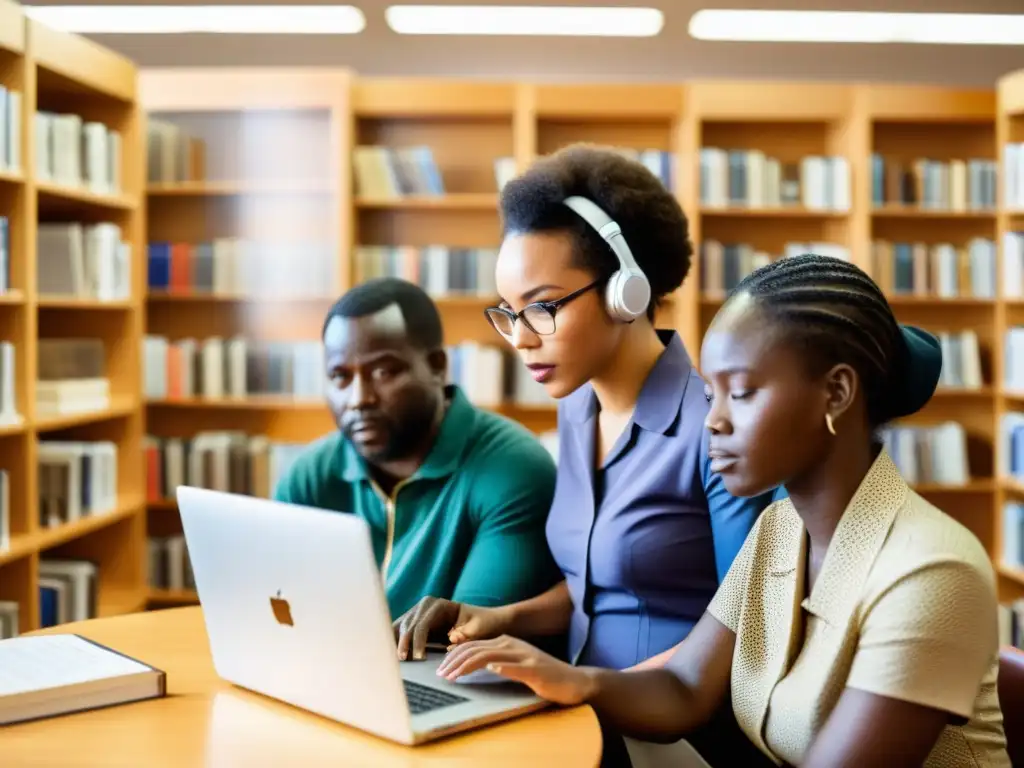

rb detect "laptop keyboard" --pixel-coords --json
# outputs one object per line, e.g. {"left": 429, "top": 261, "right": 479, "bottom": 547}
{"left": 403, "top": 679, "right": 469, "bottom": 715}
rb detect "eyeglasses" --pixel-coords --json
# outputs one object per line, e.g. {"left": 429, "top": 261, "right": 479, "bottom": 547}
{"left": 483, "top": 280, "right": 601, "bottom": 339}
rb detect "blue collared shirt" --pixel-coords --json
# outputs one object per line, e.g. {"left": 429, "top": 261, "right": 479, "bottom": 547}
{"left": 545, "top": 330, "right": 776, "bottom": 669}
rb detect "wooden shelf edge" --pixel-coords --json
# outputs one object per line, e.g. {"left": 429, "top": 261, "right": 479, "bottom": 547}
{"left": 356, "top": 193, "right": 499, "bottom": 211}
{"left": 0, "top": 496, "right": 143, "bottom": 568}
{"left": 35, "top": 180, "right": 136, "bottom": 211}
{"left": 37, "top": 296, "right": 134, "bottom": 310}
{"left": 147, "top": 180, "right": 335, "bottom": 196}
{"left": 0, "top": 168, "right": 25, "bottom": 186}
{"left": 699, "top": 206, "right": 848, "bottom": 218}
{"left": 148, "top": 587, "right": 199, "bottom": 606}
{"left": 34, "top": 398, "right": 137, "bottom": 432}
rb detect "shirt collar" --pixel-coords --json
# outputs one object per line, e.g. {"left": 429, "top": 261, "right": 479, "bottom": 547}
{"left": 340, "top": 384, "right": 475, "bottom": 483}
{"left": 562, "top": 329, "right": 693, "bottom": 434}
{"left": 771, "top": 448, "right": 908, "bottom": 624}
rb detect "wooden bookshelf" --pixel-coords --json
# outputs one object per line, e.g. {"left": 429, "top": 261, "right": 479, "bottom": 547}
{"left": 135, "top": 71, "right": 1024, "bottom": 608}
{"left": 0, "top": 1, "right": 146, "bottom": 635}
{"left": 138, "top": 68, "right": 351, "bottom": 607}
{"left": 997, "top": 69, "right": 1024, "bottom": 603}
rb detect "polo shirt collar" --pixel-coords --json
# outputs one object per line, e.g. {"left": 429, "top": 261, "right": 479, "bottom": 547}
{"left": 562, "top": 329, "right": 693, "bottom": 435}
{"left": 340, "top": 384, "right": 475, "bottom": 483}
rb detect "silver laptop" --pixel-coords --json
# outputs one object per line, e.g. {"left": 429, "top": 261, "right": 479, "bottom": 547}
{"left": 175, "top": 485, "right": 548, "bottom": 745}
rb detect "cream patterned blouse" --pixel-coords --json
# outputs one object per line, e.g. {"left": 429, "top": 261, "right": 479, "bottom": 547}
{"left": 707, "top": 449, "right": 1010, "bottom": 767}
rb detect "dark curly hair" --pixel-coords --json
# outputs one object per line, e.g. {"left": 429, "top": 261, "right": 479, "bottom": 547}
{"left": 498, "top": 143, "right": 693, "bottom": 320}
{"left": 731, "top": 254, "right": 913, "bottom": 427}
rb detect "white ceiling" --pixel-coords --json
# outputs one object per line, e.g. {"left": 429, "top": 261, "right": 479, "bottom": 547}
{"left": 17, "top": 0, "right": 1024, "bottom": 86}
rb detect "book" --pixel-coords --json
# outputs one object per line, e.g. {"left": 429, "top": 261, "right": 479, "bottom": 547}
{"left": 0, "top": 633, "right": 165, "bottom": 725}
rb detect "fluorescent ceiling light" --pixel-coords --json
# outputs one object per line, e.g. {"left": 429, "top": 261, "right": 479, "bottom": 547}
{"left": 21, "top": 5, "right": 366, "bottom": 34}
{"left": 689, "top": 10, "right": 1024, "bottom": 45}
{"left": 385, "top": 5, "right": 664, "bottom": 36}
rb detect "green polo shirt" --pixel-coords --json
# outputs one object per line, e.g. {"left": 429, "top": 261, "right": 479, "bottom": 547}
{"left": 272, "top": 385, "right": 562, "bottom": 618}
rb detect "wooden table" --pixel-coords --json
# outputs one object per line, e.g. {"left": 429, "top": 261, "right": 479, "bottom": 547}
{"left": 0, "top": 607, "right": 603, "bottom": 767}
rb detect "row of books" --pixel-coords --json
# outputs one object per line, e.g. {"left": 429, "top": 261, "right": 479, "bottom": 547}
{"left": 1004, "top": 502, "right": 1024, "bottom": 574}
{"left": 880, "top": 422, "right": 970, "bottom": 486}
{"left": 0, "top": 599, "right": 16, "bottom": 638}
{"left": 38, "top": 440, "right": 118, "bottom": 529}
{"left": 699, "top": 149, "right": 850, "bottom": 211}
{"left": 998, "top": 413, "right": 1024, "bottom": 481}
{"left": 143, "top": 336, "right": 326, "bottom": 401}
{"left": 933, "top": 331, "right": 984, "bottom": 391}
{"left": 147, "top": 239, "right": 338, "bottom": 298}
{"left": 1003, "top": 333, "right": 1024, "bottom": 393}
{"left": 144, "top": 432, "right": 307, "bottom": 502}
{"left": 35, "top": 111, "right": 121, "bottom": 195}
{"left": 999, "top": 600, "right": 1024, "bottom": 652}
{"left": 37, "top": 338, "right": 109, "bottom": 418}
{"left": 448, "top": 343, "right": 553, "bottom": 409}
{"left": 0, "top": 469, "right": 8, "bottom": 550}
{"left": 1006, "top": 143, "right": 1024, "bottom": 210}
{"left": 0, "top": 341, "right": 18, "bottom": 426}
{"left": 352, "top": 145, "right": 449, "bottom": 198}
{"left": 38, "top": 559, "right": 98, "bottom": 629}
{"left": 355, "top": 245, "right": 498, "bottom": 298}
{"left": 872, "top": 238, "right": 996, "bottom": 299}
{"left": 0, "top": 86, "right": 21, "bottom": 173}
{"left": 0, "top": 215, "right": 8, "bottom": 296}
{"left": 148, "top": 534, "right": 194, "bottom": 592}
{"left": 1002, "top": 233, "right": 1024, "bottom": 297}
{"left": 608, "top": 148, "right": 673, "bottom": 189}
{"left": 870, "top": 155, "right": 997, "bottom": 211}
{"left": 38, "top": 222, "right": 131, "bottom": 302}
{"left": 699, "top": 241, "right": 850, "bottom": 296}
{"left": 146, "top": 118, "right": 202, "bottom": 184}
{"left": 0, "top": 559, "right": 99, "bottom": 636}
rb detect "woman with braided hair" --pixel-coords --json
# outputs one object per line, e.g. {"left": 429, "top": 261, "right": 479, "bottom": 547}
{"left": 428, "top": 253, "right": 1011, "bottom": 767}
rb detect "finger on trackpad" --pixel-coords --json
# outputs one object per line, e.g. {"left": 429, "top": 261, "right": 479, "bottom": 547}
{"left": 452, "top": 668, "right": 509, "bottom": 685}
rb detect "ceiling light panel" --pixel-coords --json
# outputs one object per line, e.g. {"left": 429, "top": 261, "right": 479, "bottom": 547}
{"left": 689, "top": 10, "right": 1024, "bottom": 45}
{"left": 385, "top": 5, "right": 664, "bottom": 37}
{"left": 21, "top": 5, "right": 367, "bottom": 34}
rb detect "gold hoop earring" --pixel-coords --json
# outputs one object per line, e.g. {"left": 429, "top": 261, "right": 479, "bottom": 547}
{"left": 825, "top": 413, "right": 836, "bottom": 436}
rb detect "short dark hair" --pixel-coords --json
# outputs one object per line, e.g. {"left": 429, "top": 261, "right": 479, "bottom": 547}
{"left": 322, "top": 277, "right": 444, "bottom": 349}
{"left": 498, "top": 143, "right": 693, "bottom": 320}
{"left": 730, "top": 254, "right": 912, "bottom": 427}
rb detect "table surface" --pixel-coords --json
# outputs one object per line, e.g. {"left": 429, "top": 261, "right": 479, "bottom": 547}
{"left": 1, "top": 606, "right": 603, "bottom": 767}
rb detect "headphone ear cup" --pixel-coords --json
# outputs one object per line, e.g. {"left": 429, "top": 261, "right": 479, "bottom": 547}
{"left": 607, "top": 270, "right": 651, "bottom": 321}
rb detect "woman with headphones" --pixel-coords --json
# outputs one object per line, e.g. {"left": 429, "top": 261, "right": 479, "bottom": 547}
{"left": 395, "top": 143, "right": 778, "bottom": 763}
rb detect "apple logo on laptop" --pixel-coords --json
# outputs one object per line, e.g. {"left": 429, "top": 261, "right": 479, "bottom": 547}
{"left": 270, "top": 589, "right": 293, "bottom": 626}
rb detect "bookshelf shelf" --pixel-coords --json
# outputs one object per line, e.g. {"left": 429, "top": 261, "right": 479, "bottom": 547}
{"left": 699, "top": 207, "right": 847, "bottom": 219}
{"left": 0, "top": 169, "right": 24, "bottom": 185}
{"left": 35, "top": 180, "right": 135, "bottom": 211}
{"left": 147, "top": 180, "right": 334, "bottom": 197}
{"left": 355, "top": 193, "right": 500, "bottom": 210}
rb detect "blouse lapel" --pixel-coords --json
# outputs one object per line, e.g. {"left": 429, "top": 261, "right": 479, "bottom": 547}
{"left": 736, "top": 501, "right": 807, "bottom": 759}
{"left": 801, "top": 449, "right": 907, "bottom": 626}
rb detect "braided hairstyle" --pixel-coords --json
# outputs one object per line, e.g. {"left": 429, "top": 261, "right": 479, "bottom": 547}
{"left": 729, "top": 254, "right": 911, "bottom": 427}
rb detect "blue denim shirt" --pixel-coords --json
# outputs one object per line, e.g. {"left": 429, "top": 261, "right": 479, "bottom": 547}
{"left": 545, "top": 331, "right": 776, "bottom": 670}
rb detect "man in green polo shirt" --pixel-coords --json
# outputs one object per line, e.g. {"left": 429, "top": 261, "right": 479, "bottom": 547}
{"left": 273, "top": 277, "right": 561, "bottom": 628}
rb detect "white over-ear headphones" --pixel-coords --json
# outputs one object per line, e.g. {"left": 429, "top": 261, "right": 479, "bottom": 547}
{"left": 562, "top": 195, "right": 651, "bottom": 323}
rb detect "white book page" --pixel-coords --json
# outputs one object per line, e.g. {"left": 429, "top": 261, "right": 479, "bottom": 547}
{"left": 0, "top": 635, "right": 151, "bottom": 696}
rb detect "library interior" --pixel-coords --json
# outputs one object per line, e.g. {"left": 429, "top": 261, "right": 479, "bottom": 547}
{"left": 2, "top": 0, "right": 1024, "bottom": 765}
